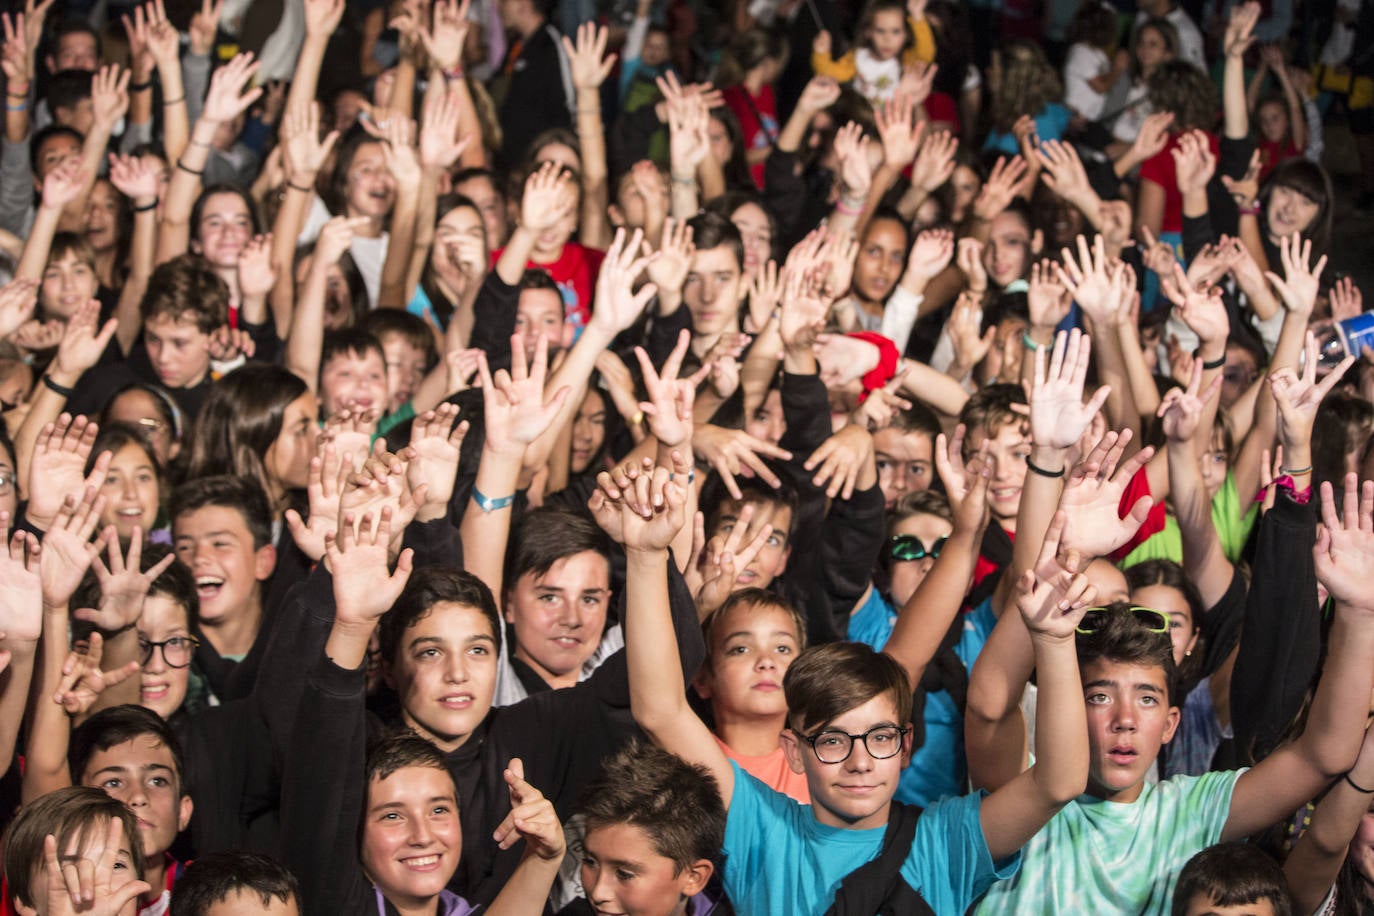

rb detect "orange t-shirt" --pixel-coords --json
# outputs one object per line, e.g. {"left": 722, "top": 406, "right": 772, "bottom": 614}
{"left": 715, "top": 735, "right": 811, "bottom": 804}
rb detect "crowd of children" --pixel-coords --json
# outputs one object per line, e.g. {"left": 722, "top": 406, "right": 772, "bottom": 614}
{"left": 0, "top": 0, "right": 1370, "bottom": 911}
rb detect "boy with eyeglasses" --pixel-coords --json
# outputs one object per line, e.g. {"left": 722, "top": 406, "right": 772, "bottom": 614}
{"left": 599, "top": 455, "right": 1098, "bottom": 913}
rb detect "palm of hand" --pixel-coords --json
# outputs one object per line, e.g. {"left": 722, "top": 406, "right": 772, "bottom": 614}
{"left": 408, "top": 437, "right": 460, "bottom": 503}
{"left": 1317, "top": 530, "right": 1374, "bottom": 606}
{"left": 334, "top": 543, "right": 397, "bottom": 622}
{"left": 28, "top": 453, "right": 86, "bottom": 522}
{"left": 94, "top": 574, "right": 148, "bottom": 630}
{"left": 647, "top": 248, "right": 689, "bottom": 292}
{"left": 0, "top": 567, "right": 40, "bottom": 642}
{"left": 1032, "top": 387, "right": 1093, "bottom": 450}
{"left": 1059, "top": 480, "right": 1129, "bottom": 556}
{"left": 489, "top": 381, "right": 550, "bottom": 449}
{"left": 1181, "top": 292, "right": 1228, "bottom": 340}
{"left": 40, "top": 529, "right": 94, "bottom": 606}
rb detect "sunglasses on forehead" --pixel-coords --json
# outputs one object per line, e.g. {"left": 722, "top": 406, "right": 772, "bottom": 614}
{"left": 1075, "top": 606, "right": 1170, "bottom": 636}
{"left": 886, "top": 534, "right": 947, "bottom": 563}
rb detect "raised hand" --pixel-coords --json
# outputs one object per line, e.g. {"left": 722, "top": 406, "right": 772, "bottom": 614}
{"left": 52, "top": 632, "right": 140, "bottom": 716}
{"left": 1269, "top": 332, "right": 1355, "bottom": 448}
{"left": 933, "top": 423, "right": 968, "bottom": 510}
{"left": 1027, "top": 259, "right": 1072, "bottom": 331}
{"left": 1157, "top": 358, "right": 1224, "bottom": 443}
{"left": 588, "top": 452, "right": 688, "bottom": 552}
{"left": 1330, "top": 276, "right": 1363, "bottom": 322}
{"left": 415, "top": 0, "right": 469, "bottom": 71}
{"left": 956, "top": 237, "right": 988, "bottom": 293}
{"left": 75, "top": 530, "right": 175, "bottom": 634}
{"left": 1161, "top": 261, "right": 1230, "bottom": 346}
{"left": 1030, "top": 329, "right": 1111, "bottom": 450}
{"left": 590, "top": 227, "right": 657, "bottom": 336}
{"left": 875, "top": 91, "right": 924, "bottom": 171}
{"left": 314, "top": 215, "right": 370, "bottom": 267}
{"left": 1056, "top": 234, "right": 1116, "bottom": 324}
{"left": 280, "top": 101, "right": 340, "bottom": 183}
{"left": 0, "top": 517, "right": 41, "bottom": 646}
{"left": 1057, "top": 429, "right": 1155, "bottom": 559}
{"left": 285, "top": 442, "right": 347, "bottom": 561}
{"left": 634, "top": 330, "right": 710, "bottom": 449}
{"left": 816, "top": 333, "right": 882, "bottom": 389}
{"left": 1036, "top": 139, "right": 1094, "bottom": 206}
{"left": 663, "top": 81, "right": 710, "bottom": 174}
{"left": 406, "top": 404, "right": 469, "bottom": 514}
{"left": 492, "top": 758, "right": 566, "bottom": 860}
{"left": 108, "top": 152, "right": 159, "bottom": 204}
{"left": 804, "top": 424, "right": 874, "bottom": 500}
{"left": 237, "top": 234, "right": 276, "bottom": 300}
{"left": 1129, "top": 111, "right": 1174, "bottom": 164}
{"left": 906, "top": 229, "right": 955, "bottom": 282}
{"left": 338, "top": 444, "right": 423, "bottom": 548}
{"left": 1017, "top": 511, "right": 1098, "bottom": 641}
{"left": 90, "top": 64, "right": 131, "bottom": 132}
{"left": 36, "top": 815, "right": 151, "bottom": 916}
{"left": 1265, "top": 231, "right": 1326, "bottom": 316}
{"left": 40, "top": 159, "right": 87, "bottom": 212}
{"left": 38, "top": 490, "right": 108, "bottom": 610}
{"left": 419, "top": 84, "right": 471, "bottom": 171}
{"left": 561, "top": 21, "right": 615, "bottom": 90}
{"left": 200, "top": 52, "right": 262, "bottom": 125}
{"left": 945, "top": 291, "right": 994, "bottom": 374}
{"left": 327, "top": 507, "right": 414, "bottom": 626}
{"left": 647, "top": 216, "right": 695, "bottom": 299}
{"left": 693, "top": 424, "right": 792, "bottom": 500}
{"left": 778, "top": 266, "right": 827, "bottom": 352}
{"left": 478, "top": 334, "right": 571, "bottom": 456}
{"left": 27, "top": 415, "right": 110, "bottom": 531}
{"left": 1224, "top": 0, "right": 1260, "bottom": 58}
{"left": 1312, "top": 473, "right": 1374, "bottom": 609}
{"left": 207, "top": 326, "right": 256, "bottom": 362}
{"left": 1172, "top": 129, "right": 1216, "bottom": 196}
{"left": 833, "top": 121, "right": 874, "bottom": 200}
{"left": 971, "top": 155, "right": 1027, "bottom": 222}
{"left": 380, "top": 116, "right": 421, "bottom": 190}
{"left": 694, "top": 503, "right": 775, "bottom": 614}
{"left": 910, "top": 129, "right": 958, "bottom": 194}
{"left": 1138, "top": 224, "right": 1179, "bottom": 281}
{"left": 187, "top": 0, "right": 224, "bottom": 57}
{"left": 0, "top": 278, "right": 38, "bottom": 340}
{"left": 521, "top": 160, "right": 577, "bottom": 233}
{"left": 303, "top": 0, "right": 345, "bottom": 38}
{"left": 1, "top": 12, "right": 30, "bottom": 91}
{"left": 796, "top": 74, "right": 841, "bottom": 113}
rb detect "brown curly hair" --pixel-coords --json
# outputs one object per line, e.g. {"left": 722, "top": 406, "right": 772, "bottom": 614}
{"left": 1146, "top": 60, "right": 1218, "bottom": 132}
{"left": 989, "top": 40, "right": 1064, "bottom": 133}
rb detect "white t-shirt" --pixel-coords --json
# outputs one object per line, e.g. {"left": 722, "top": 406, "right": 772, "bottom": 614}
{"left": 1064, "top": 44, "right": 1110, "bottom": 120}
{"left": 1133, "top": 7, "right": 1207, "bottom": 71}
{"left": 300, "top": 196, "right": 389, "bottom": 308}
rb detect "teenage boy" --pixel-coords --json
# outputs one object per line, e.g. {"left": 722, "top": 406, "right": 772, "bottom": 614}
{"left": 561, "top": 740, "right": 727, "bottom": 915}
{"left": 3, "top": 787, "right": 149, "bottom": 916}
{"left": 955, "top": 383, "right": 1032, "bottom": 590}
{"left": 604, "top": 459, "right": 1096, "bottom": 913}
{"left": 968, "top": 476, "right": 1374, "bottom": 913}
{"left": 68, "top": 255, "right": 231, "bottom": 421}
{"left": 649, "top": 212, "right": 744, "bottom": 366}
{"left": 167, "top": 853, "right": 300, "bottom": 916}
{"left": 497, "top": 506, "right": 615, "bottom": 705}
{"left": 70, "top": 706, "right": 194, "bottom": 913}
{"left": 169, "top": 475, "right": 276, "bottom": 701}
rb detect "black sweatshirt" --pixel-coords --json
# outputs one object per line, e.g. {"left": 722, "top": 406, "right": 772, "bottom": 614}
{"left": 1229, "top": 491, "right": 1322, "bottom": 764}
{"left": 268, "top": 550, "right": 704, "bottom": 908}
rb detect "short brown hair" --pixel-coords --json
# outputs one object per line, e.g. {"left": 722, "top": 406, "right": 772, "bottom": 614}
{"left": 783, "top": 642, "right": 913, "bottom": 734}
{"left": 1075, "top": 600, "right": 1179, "bottom": 705}
{"left": 957, "top": 383, "right": 1029, "bottom": 459}
{"left": 3, "top": 787, "right": 145, "bottom": 910}
{"left": 140, "top": 254, "right": 229, "bottom": 333}
{"left": 577, "top": 740, "right": 724, "bottom": 872}
{"left": 701, "top": 588, "right": 807, "bottom": 671}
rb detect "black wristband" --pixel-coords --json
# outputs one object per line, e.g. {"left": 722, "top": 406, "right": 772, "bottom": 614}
{"left": 129, "top": 79, "right": 153, "bottom": 92}
{"left": 1345, "top": 771, "right": 1374, "bottom": 794}
{"left": 287, "top": 181, "right": 313, "bottom": 193}
{"left": 1200, "top": 354, "right": 1226, "bottom": 371}
{"left": 176, "top": 160, "right": 203, "bottom": 176}
{"left": 41, "top": 374, "right": 74, "bottom": 397}
{"left": 1026, "top": 456, "right": 1065, "bottom": 479}
{"left": 133, "top": 200, "right": 157, "bottom": 213}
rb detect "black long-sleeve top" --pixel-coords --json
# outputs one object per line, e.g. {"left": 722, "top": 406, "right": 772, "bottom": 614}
{"left": 1229, "top": 491, "right": 1321, "bottom": 764}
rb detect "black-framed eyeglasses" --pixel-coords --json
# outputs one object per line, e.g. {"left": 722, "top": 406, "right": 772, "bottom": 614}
{"left": 798, "top": 724, "right": 911, "bottom": 764}
{"left": 0, "top": 469, "right": 16, "bottom": 496}
{"left": 887, "top": 534, "right": 947, "bottom": 563}
{"left": 1075, "top": 606, "right": 1170, "bottom": 636}
{"left": 138, "top": 635, "right": 200, "bottom": 669}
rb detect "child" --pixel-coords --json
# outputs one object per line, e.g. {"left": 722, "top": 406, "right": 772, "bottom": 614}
{"left": 67, "top": 255, "right": 231, "bottom": 422}
{"left": 561, "top": 740, "right": 727, "bottom": 915}
{"left": 1172, "top": 844, "right": 1292, "bottom": 916}
{"left": 356, "top": 309, "right": 438, "bottom": 419}
{"left": 313, "top": 329, "right": 390, "bottom": 433}
{"left": 970, "top": 478, "right": 1374, "bottom": 912}
{"left": 605, "top": 457, "right": 1096, "bottom": 913}
{"left": 693, "top": 589, "right": 811, "bottom": 801}
{"left": 953, "top": 383, "right": 1032, "bottom": 588}
{"left": 133, "top": 547, "right": 202, "bottom": 720}
{"left": 718, "top": 30, "right": 790, "bottom": 187}
{"left": 873, "top": 403, "right": 942, "bottom": 510}
{"left": 497, "top": 506, "right": 615, "bottom": 705}
{"left": 811, "top": 0, "right": 936, "bottom": 106}
{"left": 169, "top": 475, "right": 276, "bottom": 698}
{"left": 2, "top": 787, "right": 149, "bottom": 916}
{"left": 89, "top": 423, "right": 165, "bottom": 546}
{"left": 70, "top": 706, "right": 195, "bottom": 914}
{"left": 167, "top": 852, "right": 299, "bottom": 916}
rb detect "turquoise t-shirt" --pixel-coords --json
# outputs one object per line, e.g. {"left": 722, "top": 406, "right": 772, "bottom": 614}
{"left": 984, "top": 103, "right": 1072, "bottom": 155}
{"left": 974, "top": 769, "right": 1244, "bottom": 915}
{"left": 723, "top": 762, "right": 1018, "bottom": 915}
{"left": 848, "top": 592, "right": 998, "bottom": 806}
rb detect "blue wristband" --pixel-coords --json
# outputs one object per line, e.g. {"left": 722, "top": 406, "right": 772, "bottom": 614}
{"left": 472, "top": 485, "right": 515, "bottom": 513}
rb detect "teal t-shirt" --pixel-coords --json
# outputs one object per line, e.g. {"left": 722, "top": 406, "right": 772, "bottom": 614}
{"left": 848, "top": 591, "right": 998, "bottom": 806}
{"left": 974, "top": 769, "right": 1244, "bottom": 915}
{"left": 723, "top": 762, "right": 1018, "bottom": 915}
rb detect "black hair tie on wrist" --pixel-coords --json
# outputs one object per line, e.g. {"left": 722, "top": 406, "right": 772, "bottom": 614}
{"left": 1345, "top": 772, "right": 1374, "bottom": 794}
{"left": 1025, "top": 457, "right": 1065, "bottom": 479}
